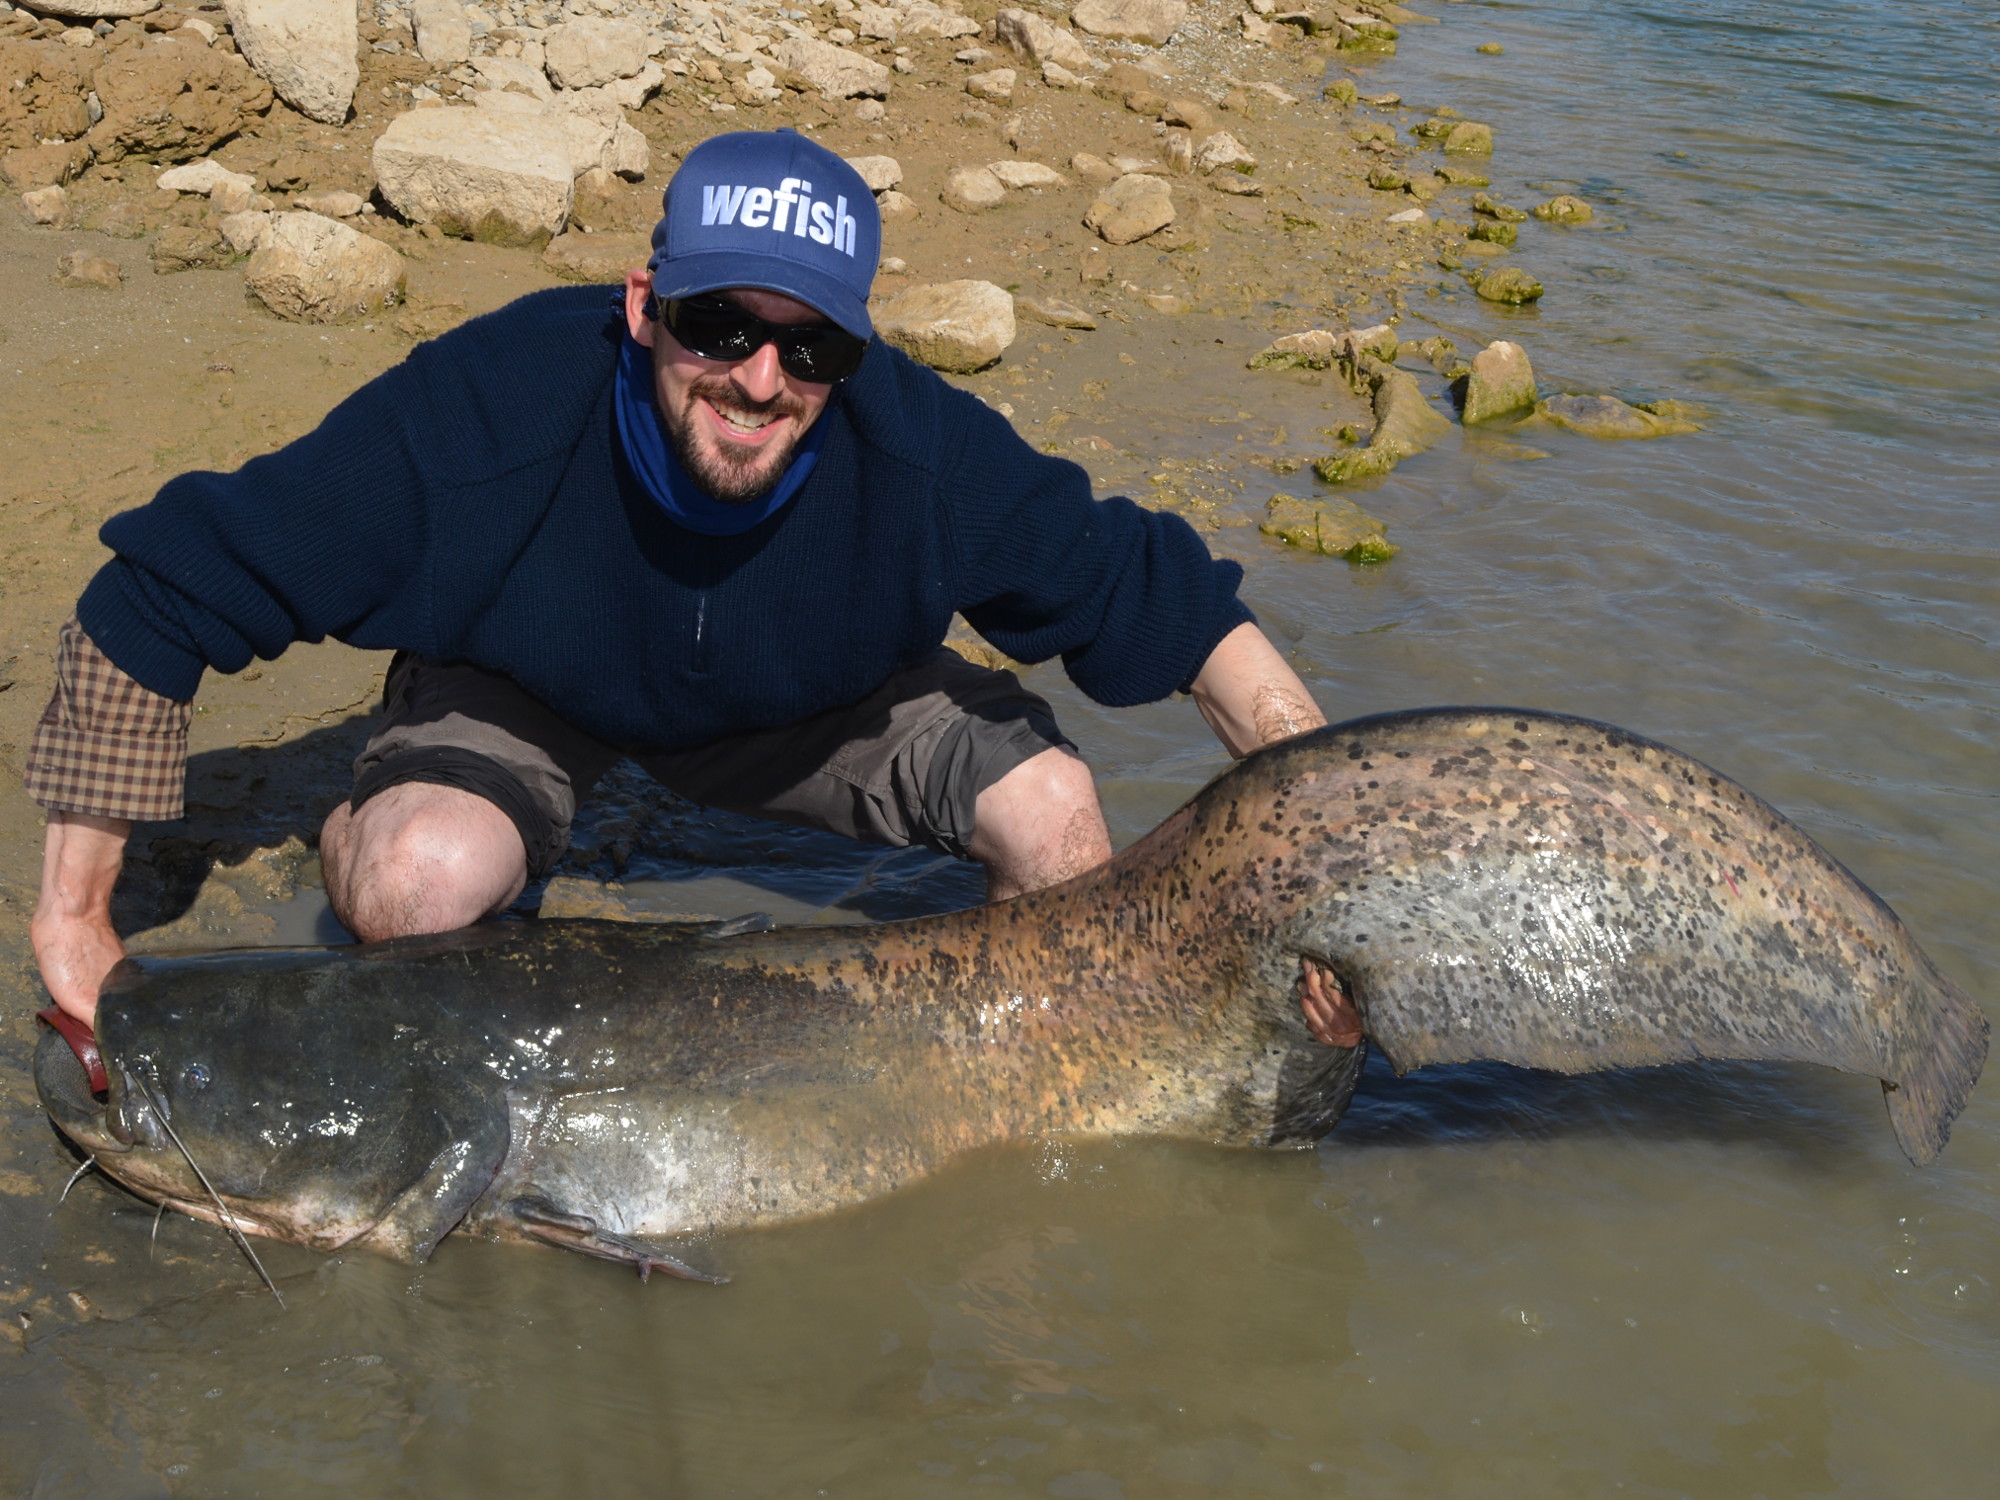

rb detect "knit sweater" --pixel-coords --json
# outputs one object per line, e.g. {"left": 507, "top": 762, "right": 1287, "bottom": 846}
{"left": 76, "top": 286, "right": 1252, "bottom": 752}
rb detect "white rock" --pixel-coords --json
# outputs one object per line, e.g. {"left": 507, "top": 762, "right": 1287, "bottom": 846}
{"left": 875, "top": 279, "right": 1016, "bottom": 372}
{"left": 372, "top": 106, "right": 574, "bottom": 244}
{"left": 1042, "top": 61, "right": 1081, "bottom": 89}
{"left": 964, "top": 67, "right": 1015, "bottom": 102}
{"left": 941, "top": 165, "right": 1006, "bottom": 212}
{"left": 851, "top": 3, "right": 899, "bottom": 39}
{"left": 543, "top": 17, "right": 648, "bottom": 89}
{"left": 986, "top": 159, "right": 1064, "bottom": 189}
{"left": 223, "top": 0, "right": 358, "bottom": 125}
{"left": 770, "top": 36, "right": 891, "bottom": 100}
{"left": 17, "top": 0, "right": 157, "bottom": 16}
{"left": 994, "top": 8, "right": 1092, "bottom": 71}
{"left": 295, "top": 189, "right": 365, "bottom": 217}
{"left": 179, "top": 16, "right": 218, "bottom": 43}
{"left": 1082, "top": 172, "right": 1174, "bottom": 244}
{"left": 600, "top": 63, "right": 665, "bottom": 110}
{"left": 219, "top": 209, "right": 272, "bottom": 253}
{"left": 900, "top": 2, "right": 982, "bottom": 39}
{"left": 844, "top": 154, "right": 903, "bottom": 193}
{"left": 209, "top": 179, "right": 265, "bottom": 214}
{"left": 1193, "top": 132, "right": 1256, "bottom": 174}
{"left": 158, "top": 159, "right": 256, "bottom": 195}
{"left": 1070, "top": 0, "right": 1186, "bottom": 45}
{"left": 21, "top": 185, "right": 67, "bottom": 224}
{"left": 877, "top": 188, "right": 917, "bottom": 220}
{"left": 244, "top": 211, "right": 403, "bottom": 323}
{"left": 1386, "top": 206, "right": 1427, "bottom": 223}
{"left": 410, "top": 0, "right": 472, "bottom": 65}
{"left": 471, "top": 55, "right": 555, "bottom": 101}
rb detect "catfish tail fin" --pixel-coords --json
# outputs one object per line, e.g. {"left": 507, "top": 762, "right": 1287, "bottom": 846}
{"left": 1885, "top": 963, "right": 1989, "bottom": 1166}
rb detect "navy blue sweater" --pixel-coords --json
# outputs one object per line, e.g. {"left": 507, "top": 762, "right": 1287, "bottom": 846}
{"left": 77, "top": 287, "right": 1252, "bottom": 752}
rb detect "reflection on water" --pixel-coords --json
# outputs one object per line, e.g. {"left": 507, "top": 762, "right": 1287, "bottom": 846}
{"left": 5, "top": 0, "right": 1998, "bottom": 1492}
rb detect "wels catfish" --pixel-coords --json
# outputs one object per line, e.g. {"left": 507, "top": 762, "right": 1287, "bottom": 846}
{"left": 35, "top": 709, "right": 1988, "bottom": 1280}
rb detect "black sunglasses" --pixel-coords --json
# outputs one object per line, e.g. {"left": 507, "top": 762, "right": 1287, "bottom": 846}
{"left": 650, "top": 293, "right": 868, "bottom": 384}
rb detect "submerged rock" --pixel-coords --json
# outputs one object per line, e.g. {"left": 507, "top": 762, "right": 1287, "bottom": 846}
{"left": 876, "top": 279, "right": 1016, "bottom": 371}
{"left": 1437, "top": 164, "right": 1489, "bottom": 187}
{"left": 1471, "top": 191, "right": 1527, "bottom": 223}
{"left": 1534, "top": 193, "right": 1594, "bottom": 224}
{"left": 1472, "top": 265, "right": 1543, "bottom": 304}
{"left": 1534, "top": 394, "right": 1700, "bottom": 439}
{"left": 1459, "top": 339, "right": 1535, "bottom": 424}
{"left": 1314, "top": 354, "right": 1450, "bottom": 484}
{"left": 1467, "top": 218, "right": 1516, "bottom": 246}
{"left": 1443, "top": 120, "right": 1493, "bottom": 154}
{"left": 1260, "top": 494, "right": 1398, "bottom": 562}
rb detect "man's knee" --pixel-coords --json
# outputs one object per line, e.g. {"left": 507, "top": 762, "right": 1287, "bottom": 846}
{"left": 968, "top": 746, "right": 1113, "bottom": 901}
{"left": 321, "top": 782, "right": 528, "bottom": 941}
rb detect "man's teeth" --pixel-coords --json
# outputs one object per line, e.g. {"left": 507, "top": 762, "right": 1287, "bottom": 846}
{"left": 712, "top": 404, "right": 775, "bottom": 435}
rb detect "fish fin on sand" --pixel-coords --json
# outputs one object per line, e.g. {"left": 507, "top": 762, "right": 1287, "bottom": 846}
{"left": 504, "top": 1194, "right": 729, "bottom": 1285}
{"left": 1884, "top": 966, "right": 1989, "bottom": 1167}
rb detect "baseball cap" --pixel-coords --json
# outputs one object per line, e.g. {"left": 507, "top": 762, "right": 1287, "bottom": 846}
{"left": 649, "top": 129, "right": 882, "bottom": 341}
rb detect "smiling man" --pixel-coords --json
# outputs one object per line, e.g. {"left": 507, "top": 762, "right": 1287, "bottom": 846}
{"left": 27, "top": 129, "right": 1333, "bottom": 1030}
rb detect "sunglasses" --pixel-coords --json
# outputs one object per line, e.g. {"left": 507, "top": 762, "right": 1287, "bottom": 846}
{"left": 651, "top": 293, "right": 869, "bottom": 384}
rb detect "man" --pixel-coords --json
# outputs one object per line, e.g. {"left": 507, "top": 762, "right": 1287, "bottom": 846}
{"left": 29, "top": 129, "right": 1337, "bottom": 1033}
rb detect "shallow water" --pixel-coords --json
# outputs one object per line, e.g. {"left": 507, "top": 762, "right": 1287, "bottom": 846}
{"left": 7, "top": 0, "right": 1999, "bottom": 1493}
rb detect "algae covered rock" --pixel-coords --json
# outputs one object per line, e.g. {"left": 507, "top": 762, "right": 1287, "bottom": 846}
{"left": 1472, "top": 265, "right": 1543, "bottom": 304}
{"left": 1459, "top": 339, "right": 1535, "bottom": 424}
{"left": 1249, "top": 324, "right": 1396, "bottom": 371}
{"left": 1443, "top": 121, "right": 1493, "bottom": 154}
{"left": 1467, "top": 218, "right": 1516, "bottom": 246}
{"left": 1314, "top": 357, "right": 1450, "bottom": 483}
{"left": 1260, "top": 494, "right": 1398, "bottom": 562}
{"left": 1471, "top": 192, "right": 1527, "bottom": 223}
{"left": 1533, "top": 193, "right": 1593, "bottom": 224}
{"left": 1534, "top": 394, "right": 1700, "bottom": 439}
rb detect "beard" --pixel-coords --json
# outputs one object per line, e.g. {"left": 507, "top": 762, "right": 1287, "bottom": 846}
{"left": 665, "top": 374, "right": 814, "bottom": 505}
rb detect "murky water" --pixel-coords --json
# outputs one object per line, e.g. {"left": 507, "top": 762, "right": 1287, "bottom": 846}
{"left": 7, "top": 0, "right": 1999, "bottom": 1493}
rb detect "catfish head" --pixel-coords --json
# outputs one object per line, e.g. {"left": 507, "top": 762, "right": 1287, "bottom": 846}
{"left": 37, "top": 946, "right": 511, "bottom": 1262}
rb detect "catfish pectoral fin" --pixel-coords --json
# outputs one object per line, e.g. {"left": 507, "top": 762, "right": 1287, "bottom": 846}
{"left": 504, "top": 1194, "right": 730, "bottom": 1285}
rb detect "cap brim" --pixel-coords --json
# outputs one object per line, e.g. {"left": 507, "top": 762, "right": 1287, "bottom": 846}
{"left": 653, "top": 250, "right": 873, "bottom": 342}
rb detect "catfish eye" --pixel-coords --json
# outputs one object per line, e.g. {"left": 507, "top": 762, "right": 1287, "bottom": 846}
{"left": 182, "top": 1063, "right": 211, "bottom": 1092}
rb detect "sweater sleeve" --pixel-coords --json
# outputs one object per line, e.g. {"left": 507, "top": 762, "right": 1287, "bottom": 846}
{"left": 938, "top": 389, "right": 1253, "bottom": 707}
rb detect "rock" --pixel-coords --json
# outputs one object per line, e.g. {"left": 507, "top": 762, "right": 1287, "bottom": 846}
{"left": 541, "top": 228, "right": 650, "bottom": 282}
{"left": 543, "top": 17, "right": 647, "bottom": 89}
{"left": 372, "top": 106, "right": 572, "bottom": 245}
{"left": 1042, "top": 62, "right": 1082, "bottom": 89}
{"left": 1437, "top": 164, "right": 1488, "bottom": 187}
{"left": 1324, "top": 77, "right": 1357, "bottom": 106}
{"left": 844, "top": 153, "right": 903, "bottom": 193}
{"left": 1164, "top": 98, "right": 1214, "bottom": 136}
{"left": 1260, "top": 494, "right": 1396, "bottom": 562}
{"left": 850, "top": 2, "right": 900, "bottom": 38}
{"left": 1071, "top": 0, "right": 1185, "bottom": 45}
{"left": 1534, "top": 394, "right": 1698, "bottom": 440}
{"left": 1460, "top": 339, "right": 1534, "bottom": 423}
{"left": 150, "top": 222, "right": 230, "bottom": 271}
{"left": 1078, "top": 243, "right": 1112, "bottom": 281}
{"left": 218, "top": 207, "right": 270, "bottom": 252}
{"left": 1442, "top": 120, "right": 1492, "bottom": 154}
{"left": 1534, "top": 193, "right": 1592, "bottom": 224}
{"left": 964, "top": 67, "right": 1014, "bottom": 102}
{"left": 223, "top": 0, "right": 357, "bottom": 125}
{"left": 853, "top": 98, "right": 887, "bottom": 122}
{"left": 941, "top": 164, "right": 1006, "bottom": 211}
{"left": 1467, "top": 218, "right": 1515, "bottom": 245}
{"left": 1015, "top": 294, "right": 1096, "bottom": 329}
{"left": 295, "top": 188, "right": 364, "bottom": 217}
{"left": 900, "top": 3, "right": 982, "bottom": 39}
{"left": 209, "top": 177, "right": 267, "bottom": 214}
{"left": 1365, "top": 166, "right": 1407, "bottom": 191}
{"left": 157, "top": 158, "right": 254, "bottom": 195}
{"left": 1314, "top": 353, "right": 1449, "bottom": 483}
{"left": 2, "top": 143, "right": 91, "bottom": 191}
{"left": 876, "top": 279, "right": 1016, "bottom": 372}
{"left": 994, "top": 8, "right": 1092, "bottom": 70}
{"left": 596, "top": 63, "right": 665, "bottom": 111}
{"left": 1210, "top": 174, "right": 1262, "bottom": 196}
{"left": 548, "top": 90, "right": 647, "bottom": 179}
{"left": 986, "top": 159, "right": 1064, "bottom": 189}
{"left": 1138, "top": 291, "right": 1185, "bottom": 314}
{"left": 1082, "top": 172, "right": 1172, "bottom": 244}
{"left": 1250, "top": 324, "right": 1395, "bottom": 370}
{"left": 84, "top": 34, "right": 271, "bottom": 163}
{"left": 19, "top": 0, "right": 158, "bottom": 15}
{"left": 1193, "top": 131, "right": 1255, "bottom": 174}
{"left": 1472, "top": 265, "right": 1542, "bottom": 304}
{"left": 56, "top": 249, "right": 121, "bottom": 288}
{"left": 1070, "top": 152, "right": 1118, "bottom": 185}
{"left": 1385, "top": 206, "right": 1427, "bottom": 224}
{"left": 1161, "top": 131, "right": 1193, "bottom": 173}
{"left": 470, "top": 56, "right": 554, "bottom": 101}
{"left": 1476, "top": 41, "right": 1502, "bottom": 53}
{"left": 21, "top": 183, "right": 67, "bottom": 223}
{"left": 1471, "top": 191, "right": 1527, "bottom": 222}
{"left": 244, "top": 210, "right": 402, "bottom": 321}
{"left": 410, "top": 0, "right": 471, "bottom": 65}
{"left": 770, "top": 37, "right": 891, "bottom": 100}
{"left": 876, "top": 189, "right": 916, "bottom": 220}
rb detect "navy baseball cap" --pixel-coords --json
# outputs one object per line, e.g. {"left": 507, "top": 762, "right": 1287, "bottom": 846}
{"left": 649, "top": 129, "right": 881, "bottom": 341}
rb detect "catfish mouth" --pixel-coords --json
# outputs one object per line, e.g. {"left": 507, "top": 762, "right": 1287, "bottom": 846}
{"left": 35, "top": 1023, "right": 118, "bottom": 1152}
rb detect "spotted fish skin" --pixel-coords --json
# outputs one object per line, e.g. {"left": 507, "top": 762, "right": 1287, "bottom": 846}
{"left": 38, "top": 709, "right": 1985, "bottom": 1269}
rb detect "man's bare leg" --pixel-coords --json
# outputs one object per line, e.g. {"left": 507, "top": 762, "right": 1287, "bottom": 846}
{"left": 320, "top": 783, "right": 529, "bottom": 942}
{"left": 967, "top": 745, "right": 1113, "bottom": 902}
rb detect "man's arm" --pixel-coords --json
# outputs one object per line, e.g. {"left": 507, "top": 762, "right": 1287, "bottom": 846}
{"left": 1189, "top": 622, "right": 1327, "bottom": 757}
{"left": 33, "top": 813, "right": 130, "bottom": 1026}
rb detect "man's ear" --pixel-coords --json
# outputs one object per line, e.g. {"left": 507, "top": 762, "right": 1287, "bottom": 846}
{"left": 624, "top": 268, "right": 656, "bottom": 348}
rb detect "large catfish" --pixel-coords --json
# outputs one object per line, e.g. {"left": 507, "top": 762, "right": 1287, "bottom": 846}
{"left": 36, "top": 709, "right": 1988, "bottom": 1280}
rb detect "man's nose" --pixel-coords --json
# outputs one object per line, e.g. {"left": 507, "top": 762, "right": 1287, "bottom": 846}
{"left": 730, "top": 341, "right": 787, "bottom": 404}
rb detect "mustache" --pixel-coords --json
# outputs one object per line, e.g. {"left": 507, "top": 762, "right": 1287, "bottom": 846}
{"left": 681, "top": 376, "right": 811, "bottom": 427}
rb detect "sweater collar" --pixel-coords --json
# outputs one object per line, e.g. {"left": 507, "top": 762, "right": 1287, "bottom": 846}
{"left": 612, "top": 331, "right": 826, "bottom": 537}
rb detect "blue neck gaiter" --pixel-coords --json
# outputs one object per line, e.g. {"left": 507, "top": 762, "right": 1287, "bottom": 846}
{"left": 612, "top": 331, "right": 826, "bottom": 537}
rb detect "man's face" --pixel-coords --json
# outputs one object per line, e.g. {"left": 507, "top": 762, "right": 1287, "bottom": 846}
{"left": 623, "top": 273, "right": 836, "bottom": 505}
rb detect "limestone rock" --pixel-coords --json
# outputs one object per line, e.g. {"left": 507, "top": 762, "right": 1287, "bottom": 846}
{"left": 875, "top": 278, "right": 1016, "bottom": 372}
{"left": 3, "top": 143, "right": 91, "bottom": 191}
{"left": 157, "top": 158, "right": 254, "bottom": 195}
{"left": 987, "top": 159, "right": 1064, "bottom": 189}
{"left": 543, "top": 18, "right": 648, "bottom": 89}
{"left": 1042, "top": 61, "right": 1082, "bottom": 89}
{"left": 295, "top": 188, "right": 364, "bottom": 217}
{"left": 218, "top": 208, "right": 271, "bottom": 252}
{"left": 845, "top": 154, "right": 903, "bottom": 193}
{"left": 56, "top": 249, "right": 122, "bottom": 288}
{"left": 1442, "top": 120, "right": 1492, "bottom": 154}
{"left": 223, "top": 0, "right": 357, "bottom": 125}
{"left": 898, "top": 4, "right": 981, "bottom": 39}
{"left": 964, "top": 67, "right": 1014, "bottom": 102}
{"left": 1534, "top": 193, "right": 1592, "bottom": 224}
{"left": 541, "top": 229, "right": 650, "bottom": 283}
{"left": 84, "top": 34, "right": 273, "bottom": 163}
{"left": 941, "top": 164, "right": 1005, "bottom": 212}
{"left": 770, "top": 37, "right": 891, "bottom": 100}
{"left": 1015, "top": 294, "right": 1096, "bottom": 330}
{"left": 1250, "top": 324, "right": 1395, "bottom": 370}
{"left": 19, "top": 0, "right": 158, "bottom": 15}
{"left": 244, "top": 210, "right": 402, "bottom": 321}
{"left": 410, "top": 0, "right": 471, "bottom": 66}
{"left": 150, "top": 222, "right": 231, "bottom": 272}
{"left": 1260, "top": 494, "right": 1396, "bottom": 562}
{"left": 1535, "top": 394, "right": 1698, "bottom": 440}
{"left": 21, "top": 184, "right": 67, "bottom": 223}
{"left": 471, "top": 56, "right": 554, "bottom": 101}
{"left": 1460, "top": 339, "right": 1534, "bottom": 423}
{"left": 1165, "top": 98, "right": 1214, "bottom": 136}
{"left": 1071, "top": 0, "right": 1185, "bottom": 45}
{"left": 1082, "top": 172, "right": 1172, "bottom": 245}
{"left": 1472, "top": 265, "right": 1542, "bottom": 304}
{"left": 1193, "top": 131, "right": 1255, "bottom": 174}
{"left": 372, "top": 106, "right": 573, "bottom": 245}
{"left": 994, "top": 8, "right": 1092, "bottom": 71}
{"left": 1071, "top": 152, "right": 1118, "bottom": 185}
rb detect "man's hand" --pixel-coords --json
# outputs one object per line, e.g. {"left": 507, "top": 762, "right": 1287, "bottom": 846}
{"left": 31, "top": 811, "right": 131, "bottom": 1027}
{"left": 1189, "top": 622, "right": 1328, "bottom": 758}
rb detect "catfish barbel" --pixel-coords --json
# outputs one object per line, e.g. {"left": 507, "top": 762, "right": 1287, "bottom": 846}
{"left": 35, "top": 709, "right": 1987, "bottom": 1279}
